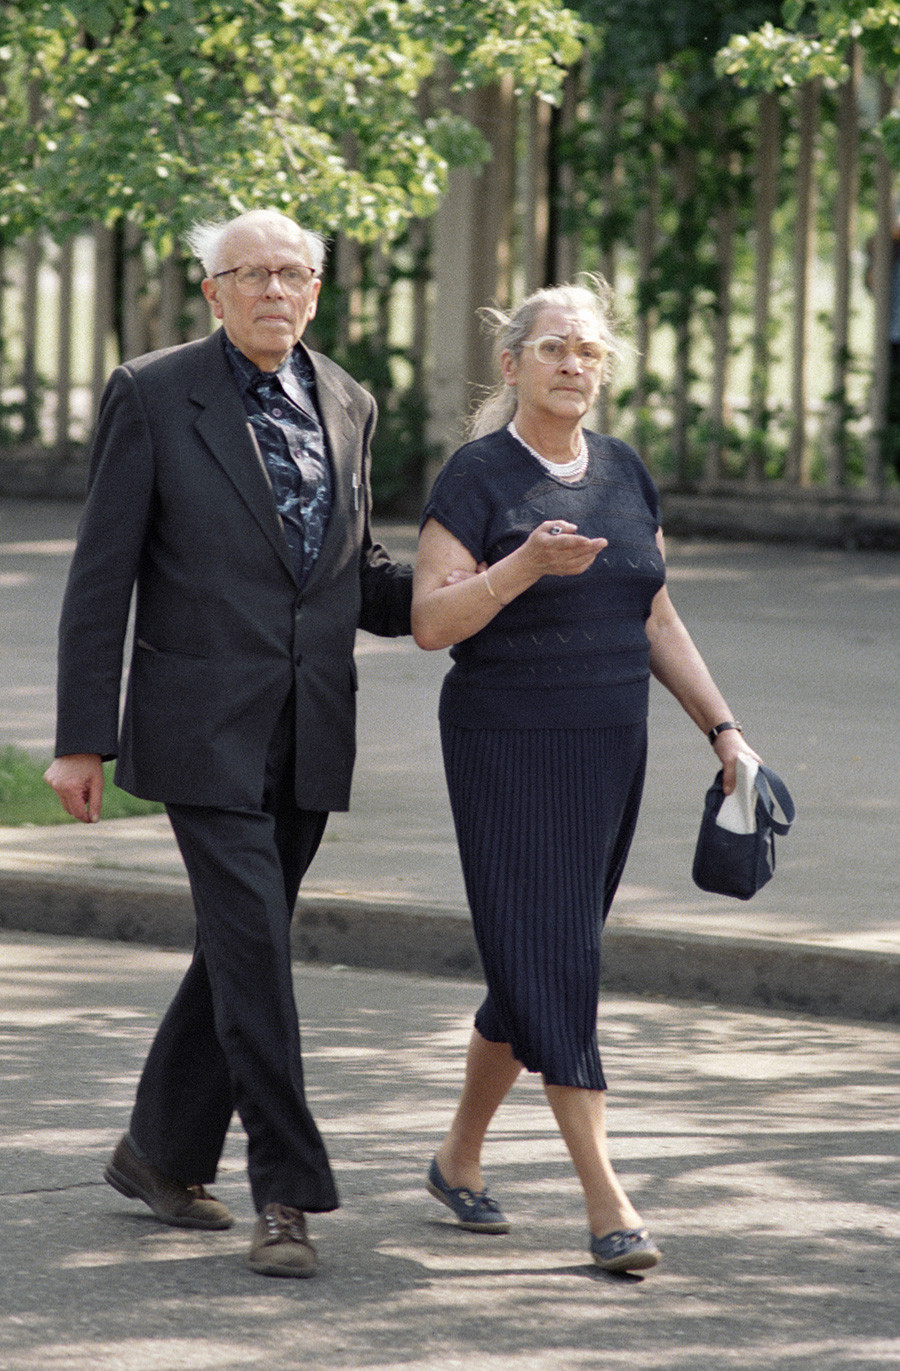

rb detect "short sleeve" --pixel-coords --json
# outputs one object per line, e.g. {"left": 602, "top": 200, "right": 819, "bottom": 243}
{"left": 421, "top": 441, "right": 500, "bottom": 563}
{"left": 603, "top": 437, "right": 661, "bottom": 530}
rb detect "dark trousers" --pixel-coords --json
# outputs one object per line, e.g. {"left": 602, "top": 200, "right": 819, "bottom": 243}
{"left": 127, "top": 705, "right": 337, "bottom": 1214}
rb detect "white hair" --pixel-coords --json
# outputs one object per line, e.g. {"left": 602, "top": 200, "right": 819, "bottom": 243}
{"left": 185, "top": 210, "right": 327, "bottom": 277}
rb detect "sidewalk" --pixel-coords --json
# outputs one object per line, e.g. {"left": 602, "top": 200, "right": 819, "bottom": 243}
{"left": 2, "top": 498, "right": 899, "bottom": 1021}
{"left": 1, "top": 930, "right": 899, "bottom": 1371}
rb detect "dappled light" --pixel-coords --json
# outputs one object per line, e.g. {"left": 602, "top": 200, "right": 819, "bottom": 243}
{"left": 1, "top": 934, "right": 898, "bottom": 1369}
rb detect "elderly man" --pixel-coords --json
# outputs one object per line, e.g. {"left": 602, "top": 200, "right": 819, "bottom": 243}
{"left": 45, "top": 209, "right": 412, "bottom": 1277}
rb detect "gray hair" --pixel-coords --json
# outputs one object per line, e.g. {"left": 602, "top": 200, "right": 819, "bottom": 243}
{"left": 468, "top": 275, "right": 622, "bottom": 440}
{"left": 185, "top": 210, "right": 327, "bottom": 278}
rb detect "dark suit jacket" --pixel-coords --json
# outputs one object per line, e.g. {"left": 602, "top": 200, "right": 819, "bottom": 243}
{"left": 55, "top": 328, "right": 412, "bottom": 812}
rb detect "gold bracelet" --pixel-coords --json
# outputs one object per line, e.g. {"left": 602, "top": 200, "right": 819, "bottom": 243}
{"left": 482, "top": 568, "right": 500, "bottom": 601}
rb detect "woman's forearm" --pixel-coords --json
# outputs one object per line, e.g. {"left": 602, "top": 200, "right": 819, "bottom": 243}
{"left": 413, "top": 517, "right": 607, "bottom": 651}
{"left": 647, "top": 610, "right": 733, "bottom": 734}
{"left": 412, "top": 545, "right": 538, "bottom": 650}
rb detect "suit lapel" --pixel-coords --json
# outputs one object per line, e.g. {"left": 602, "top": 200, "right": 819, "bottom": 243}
{"left": 188, "top": 331, "right": 294, "bottom": 576}
{"left": 304, "top": 349, "right": 362, "bottom": 586}
{"left": 186, "top": 333, "right": 364, "bottom": 588}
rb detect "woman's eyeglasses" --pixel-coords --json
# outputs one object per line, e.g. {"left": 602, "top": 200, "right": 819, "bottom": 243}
{"left": 521, "top": 336, "right": 607, "bottom": 369}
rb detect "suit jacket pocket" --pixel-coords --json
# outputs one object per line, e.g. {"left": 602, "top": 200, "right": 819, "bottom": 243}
{"left": 135, "top": 636, "right": 209, "bottom": 661}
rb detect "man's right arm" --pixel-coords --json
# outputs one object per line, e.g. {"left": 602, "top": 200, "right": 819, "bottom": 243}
{"left": 55, "top": 366, "right": 155, "bottom": 760}
{"left": 44, "top": 754, "right": 104, "bottom": 823}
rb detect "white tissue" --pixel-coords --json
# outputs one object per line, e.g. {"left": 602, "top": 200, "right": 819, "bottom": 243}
{"left": 715, "top": 754, "right": 759, "bottom": 835}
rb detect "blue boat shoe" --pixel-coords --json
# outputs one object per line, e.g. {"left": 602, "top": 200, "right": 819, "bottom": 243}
{"left": 590, "top": 1227, "right": 661, "bottom": 1273}
{"left": 426, "top": 1157, "right": 511, "bottom": 1233}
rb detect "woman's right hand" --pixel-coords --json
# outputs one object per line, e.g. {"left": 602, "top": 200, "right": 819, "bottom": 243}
{"left": 521, "top": 520, "right": 607, "bottom": 577}
{"left": 414, "top": 518, "right": 606, "bottom": 652}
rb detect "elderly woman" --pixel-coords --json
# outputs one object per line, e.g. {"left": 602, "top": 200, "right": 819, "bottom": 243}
{"left": 412, "top": 278, "right": 760, "bottom": 1274}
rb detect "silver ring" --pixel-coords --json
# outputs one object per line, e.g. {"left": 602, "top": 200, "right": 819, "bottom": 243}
{"left": 549, "top": 525, "right": 561, "bottom": 536}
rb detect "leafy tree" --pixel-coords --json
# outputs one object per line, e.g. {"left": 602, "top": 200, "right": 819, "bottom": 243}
{"left": 553, "top": 3, "right": 783, "bottom": 476}
{"left": 0, "top": 0, "right": 583, "bottom": 251}
{"left": 574, "top": 2, "right": 783, "bottom": 280}
{"left": 717, "top": 1, "right": 900, "bottom": 162}
{"left": 585, "top": 0, "right": 784, "bottom": 83}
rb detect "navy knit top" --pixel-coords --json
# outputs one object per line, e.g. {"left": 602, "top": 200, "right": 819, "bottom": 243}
{"left": 422, "top": 427, "right": 666, "bottom": 730}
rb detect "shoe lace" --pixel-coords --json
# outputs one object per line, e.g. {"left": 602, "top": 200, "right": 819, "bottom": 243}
{"left": 456, "top": 1188, "right": 501, "bottom": 1215}
{"left": 263, "top": 1204, "right": 307, "bottom": 1241}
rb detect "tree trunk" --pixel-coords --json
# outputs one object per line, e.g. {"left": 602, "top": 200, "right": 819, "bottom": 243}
{"left": 634, "top": 85, "right": 661, "bottom": 447}
{"left": 826, "top": 44, "right": 860, "bottom": 490}
{"left": 121, "top": 221, "right": 148, "bottom": 361}
{"left": 787, "top": 79, "right": 820, "bottom": 486}
{"left": 549, "top": 66, "right": 580, "bottom": 283}
{"left": 866, "top": 75, "right": 896, "bottom": 492}
{"left": 705, "top": 112, "right": 736, "bottom": 483}
{"left": 21, "top": 236, "right": 42, "bottom": 444}
{"left": 156, "top": 253, "right": 186, "bottom": 349}
{"left": 54, "top": 238, "right": 73, "bottom": 453}
{"left": 597, "top": 88, "right": 621, "bottom": 435}
{"left": 92, "top": 226, "right": 115, "bottom": 419}
{"left": 672, "top": 136, "right": 699, "bottom": 483}
{"left": 425, "top": 79, "right": 517, "bottom": 479}
{"left": 748, "top": 90, "right": 779, "bottom": 484}
{"left": 333, "top": 234, "right": 363, "bottom": 348}
{"left": 470, "top": 78, "right": 516, "bottom": 370}
{"left": 524, "top": 95, "right": 552, "bottom": 292}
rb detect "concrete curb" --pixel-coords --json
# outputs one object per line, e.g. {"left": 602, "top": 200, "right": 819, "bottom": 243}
{"left": 2, "top": 871, "right": 898, "bottom": 1025}
{"left": 658, "top": 488, "right": 900, "bottom": 550}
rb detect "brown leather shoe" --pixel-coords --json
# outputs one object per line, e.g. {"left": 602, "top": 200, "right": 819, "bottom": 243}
{"left": 247, "top": 1203, "right": 318, "bottom": 1278}
{"left": 104, "top": 1134, "right": 234, "bottom": 1230}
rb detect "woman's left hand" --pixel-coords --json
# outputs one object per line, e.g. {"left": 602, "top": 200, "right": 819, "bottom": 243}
{"left": 713, "top": 729, "right": 763, "bottom": 795}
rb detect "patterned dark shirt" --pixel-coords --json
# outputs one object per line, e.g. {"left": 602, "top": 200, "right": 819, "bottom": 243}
{"left": 225, "top": 336, "right": 333, "bottom": 587}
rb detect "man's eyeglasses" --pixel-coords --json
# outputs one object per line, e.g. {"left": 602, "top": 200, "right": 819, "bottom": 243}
{"left": 213, "top": 264, "right": 317, "bottom": 296}
{"left": 520, "top": 336, "right": 607, "bottom": 369}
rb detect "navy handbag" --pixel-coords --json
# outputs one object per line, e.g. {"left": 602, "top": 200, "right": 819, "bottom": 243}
{"left": 692, "top": 763, "right": 796, "bottom": 900}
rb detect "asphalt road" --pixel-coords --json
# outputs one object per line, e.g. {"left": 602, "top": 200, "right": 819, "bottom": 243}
{"left": 1, "top": 502, "right": 899, "bottom": 1368}
{"left": 3, "top": 498, "right": 900, "bottom": 945}
{"left": 1, "top": 931, "right": 898, "bottom": 1371}
{"left": 2, "top": 499, "right": 900, "bottom": 1020}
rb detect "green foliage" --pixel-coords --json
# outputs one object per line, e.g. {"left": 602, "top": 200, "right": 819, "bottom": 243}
{"left": 323, "top": 325, "right": 437, "bottom": 511}
{"left": 0, "top": 0, "right": 583, "bottom": 250}
{"left": 585, "top": 0, "right": 786, "bottom": 83}
{"left": 554, "top": 1, "right": 885, "bottom": 492}
{"left": 0, "top": 747, "right": 164, "bottom": 826}
{"left": 308, "top": 232, "right": 440, "bottom": 512}
{"left": 881, "top": 106, "right": 900, "bottom": 168}
{"left": 718, "top": 2, "right": 900, "bottom": 108}
{"left": 0, "top": 356, "right": 45, "bottom": 445}
{"left": 566, "top": 1, "right": 784, "bottom": 372}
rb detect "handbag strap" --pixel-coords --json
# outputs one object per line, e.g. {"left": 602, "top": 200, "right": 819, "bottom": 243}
{"left": 754, "top": 764, "right": 795, "bottom": 834}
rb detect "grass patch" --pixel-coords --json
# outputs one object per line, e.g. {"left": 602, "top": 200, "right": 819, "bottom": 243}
{"left": 0, "top": 745, "right": 165, "bottom": 826}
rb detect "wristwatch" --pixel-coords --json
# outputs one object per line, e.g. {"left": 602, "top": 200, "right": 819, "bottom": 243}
{"left": 708, "top": 720, "right": 743, "bottom": 746}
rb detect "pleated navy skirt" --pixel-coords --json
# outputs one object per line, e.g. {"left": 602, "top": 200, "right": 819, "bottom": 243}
{"left": 441, "top": 720, "right": 648, "bottom": 1090}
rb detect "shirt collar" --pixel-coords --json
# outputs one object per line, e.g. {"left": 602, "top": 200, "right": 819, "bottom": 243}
{"left": 223, "top": 335, "right": 317, "bottom": 416}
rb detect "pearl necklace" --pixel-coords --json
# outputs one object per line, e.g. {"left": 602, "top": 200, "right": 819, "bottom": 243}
{"left": 508, "top": 422, "right": 588, "bottom": 481}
